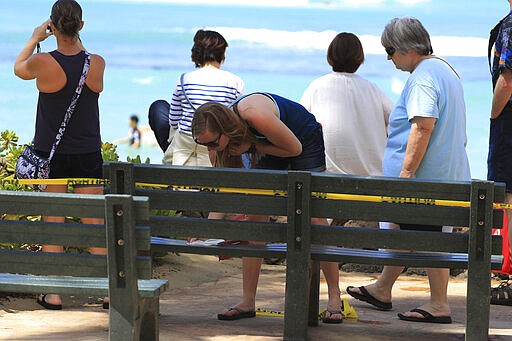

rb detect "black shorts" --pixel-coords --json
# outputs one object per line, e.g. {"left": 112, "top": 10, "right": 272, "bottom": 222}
{"left": 488, "top": 105, "right": 512, "bottom": 192}
{"left": 255, "top": 125, "right": 326, "bottom": 172}
{"left": 35, "top": 149, "right": 103, "bottom": 181}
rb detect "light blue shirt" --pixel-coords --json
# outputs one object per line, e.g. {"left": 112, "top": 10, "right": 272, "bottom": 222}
{"left": 383, "top": 58, "right": 471, "bottom": 181}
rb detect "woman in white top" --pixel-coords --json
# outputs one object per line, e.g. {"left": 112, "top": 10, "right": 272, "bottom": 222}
{"left": 148, "top": 29, "right": 244, "bottom": 165}
{"left": 300, "top": 32, "right": 393, "bottom": 176}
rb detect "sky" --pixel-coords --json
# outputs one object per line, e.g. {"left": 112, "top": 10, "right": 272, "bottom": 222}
{"left": 100, "top": 0, "right": 433, "bottom": 7}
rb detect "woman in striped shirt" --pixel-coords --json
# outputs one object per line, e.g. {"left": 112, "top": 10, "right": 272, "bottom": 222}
{"left": 149, "top": 30, "right": 244, "bottom": 166}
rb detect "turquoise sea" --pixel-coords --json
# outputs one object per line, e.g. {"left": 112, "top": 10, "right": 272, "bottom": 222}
{"left": 0, "top": 0, "right": 507, "bottom": 179}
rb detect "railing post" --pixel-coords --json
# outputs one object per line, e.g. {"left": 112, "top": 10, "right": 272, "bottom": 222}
{"left": 108, "top": 162, "right": 135, "bottom": 195}
{"left": 284, "top": 171, "right": 312, "bottom": 341}
{"left": 105, "top": 194, "right": 141, "bottom": 340}
{"left": 308, "top": 260, "right": 320, "bottom": 326}
{"left": 466, "top": 180, "right": 494, "bottom": 341}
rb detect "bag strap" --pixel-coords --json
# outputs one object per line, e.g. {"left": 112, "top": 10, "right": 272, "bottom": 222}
{"left": 428, "top": 56, "right": 460, "bottom": 79}
{"left": 48, "top": 52, "right": 91, "bottom": 161}
{"left": 489, "top": 14, "right": 510, "bottom": 74}
{"left": 180, "top": 73, "right": 197, "bottom": 111}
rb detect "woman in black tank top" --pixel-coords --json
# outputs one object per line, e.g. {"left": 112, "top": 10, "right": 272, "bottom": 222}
{"left": 192, "top": 99, "right": 343, "bottom": 323}
{"left": 14, "top": 0, "right": 107, "bottom": 310}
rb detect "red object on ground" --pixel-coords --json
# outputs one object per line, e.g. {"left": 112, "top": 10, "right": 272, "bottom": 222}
{"left": 493, "top": 211, "right": 511, "bottom": 274}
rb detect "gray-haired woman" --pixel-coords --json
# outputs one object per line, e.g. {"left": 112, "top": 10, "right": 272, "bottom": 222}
{"left": 346, "top": 17, "right": 470, "bottom": 324}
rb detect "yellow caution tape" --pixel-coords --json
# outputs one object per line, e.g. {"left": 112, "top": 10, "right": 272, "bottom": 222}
{"left": 1, "top": 178, "right": 510, "bottom": 209}
{"left": 256, "top": 298, "right": 358, "bottom": 319}
{"left": 255, "top": 308, "right": 285, "bottom": 317}
{"left": 318, "top": 298, "right": 359, "bottom": 319}
{"left": 317, "top": 193, "right": 470, "bottom": 208}
{"left": 1, "top": 178, "right": 109, "bottom": 186}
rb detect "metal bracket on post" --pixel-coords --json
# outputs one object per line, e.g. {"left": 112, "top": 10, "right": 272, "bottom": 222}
{"left": 284, "top": 171, "right": 312, "bottom": 341}
{"left": 294, "top": 181, "right": 304, "bottom": 251}
{"left": 113, "top": 203, "right": 127, "bottom": 288}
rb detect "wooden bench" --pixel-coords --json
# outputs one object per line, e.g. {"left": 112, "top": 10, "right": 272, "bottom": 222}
{"left": 105, "top": 162, "right": 505, "bottom": 341}
{"left": 0, "top": 190, "right": 169, "bottom": 341}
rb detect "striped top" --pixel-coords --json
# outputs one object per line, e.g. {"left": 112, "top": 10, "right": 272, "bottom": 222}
{"left": 170, "top": 67, "right": 244, "bottom": 135}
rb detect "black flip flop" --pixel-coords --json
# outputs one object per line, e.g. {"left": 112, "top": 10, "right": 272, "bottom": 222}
{"left": 346, "top": 285, "right": 392, "bottom": 310}
{"left": 322, "top": 309, "right": 343, "bottom": 324}
{"left": 217, "top": 307, "right": 256, "bottom": 321}
{"left": 398, "top": 308, "right": 452, "bottom": 324}
{"left": 37, "top": 294, "right": 62, "bottom": 310}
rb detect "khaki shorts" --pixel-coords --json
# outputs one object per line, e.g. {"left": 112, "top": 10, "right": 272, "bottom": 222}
{"left": 163, "top": 130, "right": 212, "bottom": 167}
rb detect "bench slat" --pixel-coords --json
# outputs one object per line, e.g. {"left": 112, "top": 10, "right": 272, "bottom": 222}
{"left": 311, "top": 173, "right": 507, "bottom": 203}
{"left": 150, "top": 237, "right": 286, "bottom": 258}
{"left": 151, "top": 217, "right": 499, "bottom": 255}
{"left": 0, "top": 273, "right": 168, "bottom": 298}
{"left": 149, "top": 238, "right": 503, "bottom": 270}
{"left": 137, "top": 189, "right": 287, "bottom": 216}
{"left": 0, "top": 250, "right": 152, "bottom": 279}
{"left": 311, "top": 226, "right": 503, "bottom": 254}
{"left": 0, "top": 221, "right": 150, "bottom": 250}
{"left": 0, "top": 191, "right": 150, "bottom": 221}
{"left": 150, "top": 216, "right": 287, "bottom": 243}
{"left": 0, "top": 191, "right": 106, "bottom": 218}
{"left": 313, "top": 200, "right": 503, "bottom": 230}
{"left": 312, "top": 199, "right": 472, "bottom": 226}
{"left": 310, "top": 246, "right": 504, "bottom": 270}
{"left": 128, "top": 164, "right": 291, "bottom": 191}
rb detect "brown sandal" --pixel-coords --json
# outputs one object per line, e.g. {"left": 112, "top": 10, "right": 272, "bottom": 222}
{"left": 490, "top": 280, "right": 512, "bottom": 306}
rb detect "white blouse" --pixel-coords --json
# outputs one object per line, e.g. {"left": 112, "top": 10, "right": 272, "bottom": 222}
{"left": 300, "top": 72, "right": 393, "bottom": 176}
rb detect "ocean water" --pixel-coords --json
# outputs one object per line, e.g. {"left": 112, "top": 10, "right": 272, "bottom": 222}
{"left": 0, "top": 0, "right": 506, "bottom": 179}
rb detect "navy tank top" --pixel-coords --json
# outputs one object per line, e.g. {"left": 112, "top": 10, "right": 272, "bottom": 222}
{"left": 229, "top": 92, "right": 319, "bottom": 143}
{"left": 34, "top": 50, "right": 101, "bottom": 154}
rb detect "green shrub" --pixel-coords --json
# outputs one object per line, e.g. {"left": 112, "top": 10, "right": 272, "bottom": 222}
{"left": 0, "top": 130, "right": 124, "bottom": 251}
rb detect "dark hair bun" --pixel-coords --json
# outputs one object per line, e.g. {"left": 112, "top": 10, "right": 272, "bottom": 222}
{"left": 56, "top": 15, "right": 81, "bottom": 37}
{"left": 191, "top": 30, "right": 228, "bottom": 68}
{"left": 193, "top": 29, "right": 207, "bottom": 43}
{"left": 51, "top": 0, "right": 82, "bottom": 38}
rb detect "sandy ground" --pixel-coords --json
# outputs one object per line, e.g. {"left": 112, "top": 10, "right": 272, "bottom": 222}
{"left": 0, "top": 253, "right": 511, "bottom": 341}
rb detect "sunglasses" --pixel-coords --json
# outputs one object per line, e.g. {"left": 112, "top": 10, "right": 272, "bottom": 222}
{"left": 385, "top": 46, "right": 396, "bottom": 57}
{"left": 194, "top": 133, "right": 222, "bottom": 148}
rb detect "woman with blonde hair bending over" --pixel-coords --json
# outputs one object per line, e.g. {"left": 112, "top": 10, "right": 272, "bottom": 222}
{"left": 14, "top": 0, "right": 106, "bottom": 310}
{"left": 192, "top": 93, "right": 343, "bottom": 324}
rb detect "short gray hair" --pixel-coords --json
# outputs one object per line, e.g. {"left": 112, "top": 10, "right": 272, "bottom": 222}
{"left": 381, "top": 17, "right": 433, "bottom": 56}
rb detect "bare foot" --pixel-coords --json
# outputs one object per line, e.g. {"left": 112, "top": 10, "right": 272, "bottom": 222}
{"left": 37, "top": 294, "right": 62, "bottom": 310}
{"left": 41, "top": 293, "right": 61, "bottom": 306}
{"left": 322, "top": 289, "right": 343, "bottom": 323}
{"left": 102, "top": 296, "right": 110, "bottom": 309}
{"left": 187, "top": 237, "right": 205, "bottom": 244}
